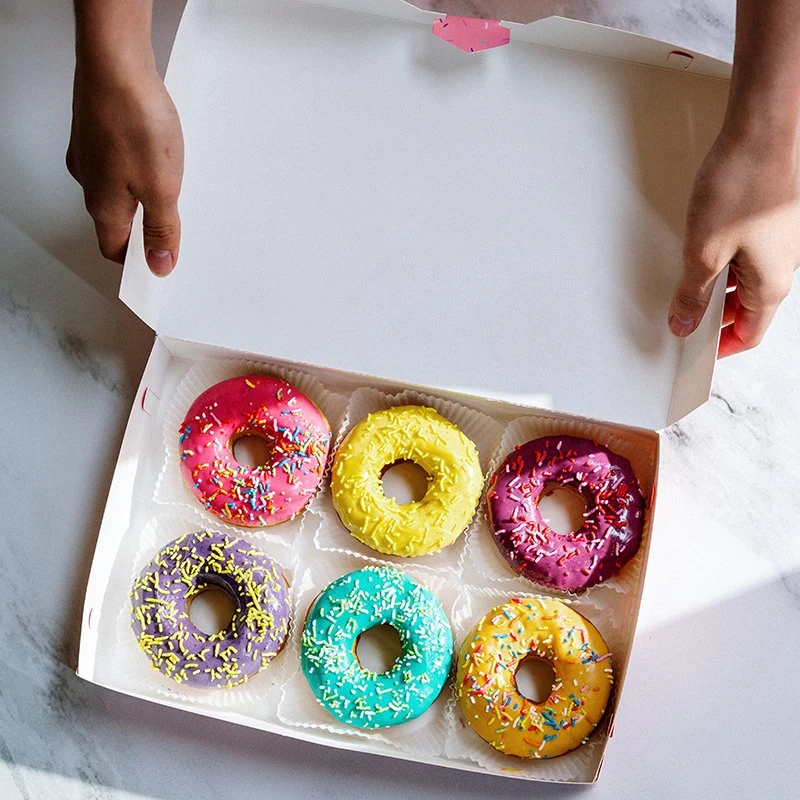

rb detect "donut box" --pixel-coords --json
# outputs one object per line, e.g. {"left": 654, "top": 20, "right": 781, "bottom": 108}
{"left": 78, "top": 0, "right": 731, "bottom": 785}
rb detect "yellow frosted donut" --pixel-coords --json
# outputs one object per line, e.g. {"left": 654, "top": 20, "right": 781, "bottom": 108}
{"left": 330, "top": 405, "right": 483, "bottom": 556}
{"left": 456, "top": 597, "right": 613, "bottom": 759}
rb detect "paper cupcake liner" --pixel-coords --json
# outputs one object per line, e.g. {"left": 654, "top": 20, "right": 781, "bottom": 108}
{"left": 309, "top": 386, "right": 504, "bottom": 574}
{"left": 460, "top": 507, "right": 532, "bottom": 588}
{"left": 277, "top": 547, "right": 459, "bottom": 757}
{"left": 443, "top": 584, "right": 624, "bottom": 782}
{"left": 108, "top": 513, "right": 297, "bottom": 719}
{"left": 152, "top": 356, "right": 350, "bottom": 543}
{"left": 465, "top": 413, "right": 657, "bottom": 596}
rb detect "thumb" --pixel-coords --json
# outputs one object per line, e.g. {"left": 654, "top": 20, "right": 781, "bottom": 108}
{"left": 142, "top": 199, "right": 181, "bottom": 277}
{"left": 668, "top": 254, "right": 724, "bottom": 337}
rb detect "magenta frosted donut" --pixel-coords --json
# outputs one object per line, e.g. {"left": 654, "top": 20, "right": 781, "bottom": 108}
{"left": 178, "top": 375, "right": 331, "bottom": 526}
{"left": 486, "top": 435, "right": 645, "bottom": 592}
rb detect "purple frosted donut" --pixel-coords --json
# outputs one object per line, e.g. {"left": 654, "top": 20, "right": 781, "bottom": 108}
{"left": 131, "top": 529, "right": 291, "bottom": 688}
{"left": 486, "top": 436, "right": 645, "bottom": 592}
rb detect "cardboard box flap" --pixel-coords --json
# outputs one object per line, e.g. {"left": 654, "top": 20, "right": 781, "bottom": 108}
{"left": 315, "top": 1, "right": 732, "bottom": 77}
{"left": 121, "top": 0, "right": 729, "bottom": 430}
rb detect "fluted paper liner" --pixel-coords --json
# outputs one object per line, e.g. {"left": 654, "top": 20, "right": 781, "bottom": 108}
{"left": 277, "top": 544, "right": 459, "bottom": 757}
{"left": 463, "top": 413, "right": 656, "bottom": 596}
{"left": 110, "top": 512, "right": 296, "bottom": 718}
{"left": 153, "top": 356, "right": 350, "bottom": 542}
{"left": 443, "top": 584, "right": 627, "bottom": 782}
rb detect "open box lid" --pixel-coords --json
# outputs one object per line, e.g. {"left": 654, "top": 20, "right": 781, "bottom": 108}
{"left": 122, "top": 0, "right": 730, "bottom": 430}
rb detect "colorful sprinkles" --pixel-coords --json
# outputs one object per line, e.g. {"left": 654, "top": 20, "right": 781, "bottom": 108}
{"left": 158, "top": 384, "right": 627, "bottom": 762}
{"left": 178, "top": 375, "right": 331, "bottom": 527}
{"left": 330, "top": 406, "right": 483, "bottom": 556}
{"left": 130, "top": 529, "right": 291, "bottom": 689}
{"left": 300, "top": 567, "right": 453, "bottom": 729}
{"left": 487, "top": 436, "right": 645, "bottom": 592}
{"left": 456, "top": 597, "right": 613, "bottom": 759}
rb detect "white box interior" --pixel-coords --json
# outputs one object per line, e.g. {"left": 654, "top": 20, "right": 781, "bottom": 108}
{"left": 79, "top": 336, "right": 659, "bottom": 783}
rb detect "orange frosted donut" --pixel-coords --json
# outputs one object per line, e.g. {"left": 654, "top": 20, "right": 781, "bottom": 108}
{"left": 456, "top": 596, "right": 613, "bottom": 759}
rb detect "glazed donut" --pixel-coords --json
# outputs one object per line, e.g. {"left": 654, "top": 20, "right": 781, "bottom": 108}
{"left": 456, "top": 596, "right": 613, "bottom": 759}
{"left": 487, "top": 436, "right": 645, "bottom": 592}
{"left": 178, "top": 375, "right": 331, "bottom": 527}
{"left": 131, "top": 529, "right": 291, "bottom": 688}
{"left": 301, "top": 567, "right": 453, "bottom": 728}
{"left": 331, "top": 406, "right": 483, "bottom": 556}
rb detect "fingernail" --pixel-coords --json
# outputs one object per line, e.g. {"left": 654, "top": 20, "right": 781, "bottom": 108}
{"left": 147, "top": 249, "right": 173, "bottom": 276}
{"left": 669, "top": 314, "right": 697, "bottom": 337}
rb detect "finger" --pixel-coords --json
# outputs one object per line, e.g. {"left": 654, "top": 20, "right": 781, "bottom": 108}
{"left": 717, "top": 263, "right": 791, "bottom": 357}
{"left": 722, "top": 289, "right": 739, "bottom": 327}
{"left": 142, "top": 199, "right": 180, "bottom": 277}
{"left": 94, "top": 217, "right": 133, "bottom": 264}
{"left": 85, "top": 191, "right": 138, "bottom": 265}
{"left": 65, "top": 146, "right": 79, "bottom": 182}
{"left": 66, "top": 118, "right": 80, "bottom": 182}
{"left": 717, "top": 304, "right": 779, "bottom": 357}
{"left": 668, "top": 252, "right": 728, "bottom": 337}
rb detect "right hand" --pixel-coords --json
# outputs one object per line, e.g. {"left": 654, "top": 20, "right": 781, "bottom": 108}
{"left": 67, "top": 65, "right": 184, "bottom": 276}
{"left": 668, "top": 127, "right": 800, "bottom": 357}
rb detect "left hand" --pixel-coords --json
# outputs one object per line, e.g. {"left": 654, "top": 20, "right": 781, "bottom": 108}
{"left": 67, "top": 62, "right": 184, "bottom": 275}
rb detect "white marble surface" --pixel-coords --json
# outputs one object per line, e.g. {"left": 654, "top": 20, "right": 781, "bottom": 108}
{"left": 4, "top": 1, "right": 800, "bottom": 798}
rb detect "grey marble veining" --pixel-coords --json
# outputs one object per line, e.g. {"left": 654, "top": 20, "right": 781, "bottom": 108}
{"left": 5, "top": 1, "right": 800, "bottom": 799}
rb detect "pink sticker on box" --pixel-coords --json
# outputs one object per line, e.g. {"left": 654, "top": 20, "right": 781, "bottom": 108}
{"left": 432, "top": 15, "right": 511, "bottom": 53}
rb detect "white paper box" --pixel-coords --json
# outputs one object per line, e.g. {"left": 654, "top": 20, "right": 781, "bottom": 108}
{"left": 79, "top": 0, "right": 730, "bottom": 784}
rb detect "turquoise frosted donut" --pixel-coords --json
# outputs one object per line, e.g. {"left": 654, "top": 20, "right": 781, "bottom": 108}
{"left": 301, "top": 567, "right": 453, "bottom": 729}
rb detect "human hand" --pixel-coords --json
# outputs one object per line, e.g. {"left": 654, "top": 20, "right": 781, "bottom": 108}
{"left": 668, "top": 129, "right": 799, "bottom": 357}
{"left": 67, "top": 64, "right": 184, "bottom": 276}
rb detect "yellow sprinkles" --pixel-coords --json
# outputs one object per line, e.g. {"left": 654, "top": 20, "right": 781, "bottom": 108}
{"left": 331, "top": 406, "right": 483, "bottom": 556}
{"left": 130, "top": 529, "right": 291, "bottom": 689}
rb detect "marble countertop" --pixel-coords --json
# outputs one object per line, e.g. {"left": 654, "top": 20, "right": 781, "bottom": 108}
{"left": 4, "top": 1, "right": 800, "bottom": 798}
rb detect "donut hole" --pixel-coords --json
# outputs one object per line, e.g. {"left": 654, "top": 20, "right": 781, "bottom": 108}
{"left": 231, "top": 434, "right": 273, "bottom": 468}
{"left": 538, "top": 485, "right": 587, "bottom": 535}
{"left": 515, "top": 655, "right": 557, "bottom": 703}
{"left": 188, "top": 584, "right": 237, "bottom": 635}
{"left": 354, "top": 624, "right": 403, "bottom": 673}
{"left": 380, "top": 460, "right": 431, "bottom": 505}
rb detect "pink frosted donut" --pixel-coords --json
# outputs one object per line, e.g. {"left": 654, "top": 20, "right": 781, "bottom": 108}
{"left": 178, "top": 375, "right": 331, "bottom": 527}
